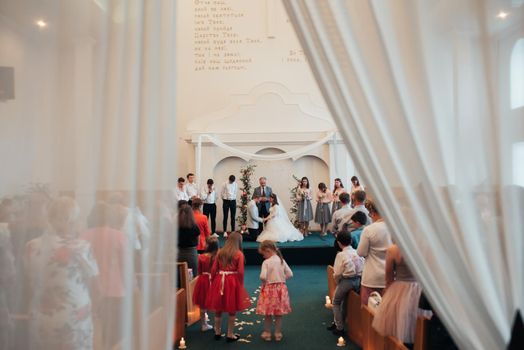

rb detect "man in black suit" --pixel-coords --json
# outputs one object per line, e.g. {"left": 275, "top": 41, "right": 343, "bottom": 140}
{"left": 252, "top": 177, "right": 272, "bottom": 233}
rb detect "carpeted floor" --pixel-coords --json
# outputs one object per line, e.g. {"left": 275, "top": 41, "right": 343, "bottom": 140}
{"left": 182, "top": 265, "right": 361, "bottom": 350}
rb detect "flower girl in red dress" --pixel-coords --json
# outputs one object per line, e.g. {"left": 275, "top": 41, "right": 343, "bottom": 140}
{"left": 192, "top": 236, "right": 219, "bottom": 331}
{"left": 256, "top": 240, "right": 293, "bottom": 342}
{"left": 206, "top": 232, "right": 251, "bottom": 342}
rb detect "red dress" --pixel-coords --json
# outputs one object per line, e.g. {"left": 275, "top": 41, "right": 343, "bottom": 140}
{"left": 193, "top": 254, "right": 213, "bottom": 308}
{"left": 206, "top": 251, "right": 251, "bottom": 313}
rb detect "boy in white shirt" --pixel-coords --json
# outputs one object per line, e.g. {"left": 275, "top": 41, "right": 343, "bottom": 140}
{"left": 328, "top": 231, "right": 364, "bottom": 336}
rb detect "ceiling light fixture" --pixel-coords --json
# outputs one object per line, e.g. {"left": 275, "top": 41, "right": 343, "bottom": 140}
{"left": 35, "top": 19, "right": 47, "bottom": 28}
{"left": 496, "top": 11, "right": 509, "bottom": 19}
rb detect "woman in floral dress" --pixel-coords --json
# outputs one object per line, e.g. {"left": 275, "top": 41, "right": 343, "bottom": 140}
{"left": 26, "top": 197, "right": 99, "bottom": 350}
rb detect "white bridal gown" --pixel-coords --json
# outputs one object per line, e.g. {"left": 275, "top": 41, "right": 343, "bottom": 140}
{"left": 257, "top": 201, "right": 304, "bottom": 243}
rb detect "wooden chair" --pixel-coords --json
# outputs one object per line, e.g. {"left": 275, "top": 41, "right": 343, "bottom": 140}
{"left": 173, "top": 288, "right": 187, "bottom": 346}
{"left": 414, "top": 315, "right": 429, "bottom": 350}
{"left": 326, "top": 265, "right": 336, "bottom": 300}
{"left": 346, "top": 290, "right": 363, "bottom": 346}
{"left": 177, "top": 262, "right": 200, "bottom": 325}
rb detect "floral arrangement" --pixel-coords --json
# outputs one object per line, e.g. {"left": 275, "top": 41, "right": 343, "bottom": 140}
{"left": 237, "top": 162, "right": 257, "bottom": 227}
{"left": 289, "top": 175, "right": 301, "bottom": 228}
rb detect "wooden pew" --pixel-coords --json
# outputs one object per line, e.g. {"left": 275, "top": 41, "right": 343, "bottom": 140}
{"left": 326, "top": 265, "right": 336, "bottom": 300}
{"left": 414, "top": 315, "right": 429, "bottom": 350}
{"left": 385, "top": 336, "right": 409, "bottom": 350}
{"left": 346, "top": 290, "right": 363, "bottom": 346}
{"left": 173, "top": 288, "right": 187, "bottom": 346}
{"left": 177, "top": 262, "right": 200, "bottom": 325}
{"left": 362, "top": 305, "right": 386, "bottom": 350}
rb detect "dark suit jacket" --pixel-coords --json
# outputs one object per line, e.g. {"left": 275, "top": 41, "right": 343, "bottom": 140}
{"left": 253, "top": 185, "right": 272, "bottom": 215}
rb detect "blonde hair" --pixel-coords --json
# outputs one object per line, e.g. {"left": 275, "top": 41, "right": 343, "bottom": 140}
{"left": 47, "top": 196, "right": 80, "bottom": 225}
{"left": 217, "top": 231, "right": 243, "bottom": 267}
{"left": 258, "top": 240, "right": 284, "bottom": 264}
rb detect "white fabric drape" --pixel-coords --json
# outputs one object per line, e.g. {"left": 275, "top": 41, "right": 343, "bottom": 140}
{"left": 284, "top": 1, "right": 524, "bottom": 349}
{"left": 1, "top": 1, "right": 176, "bottom": 349}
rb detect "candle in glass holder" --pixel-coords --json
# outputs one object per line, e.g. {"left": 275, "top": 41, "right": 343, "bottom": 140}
{"left": 337, "top": 336, "right": 345, "bottom": 347}
{"left": 179, "top": 337, "right": 187, "bottom": 349}
{"left": 325, "top": 295, "right": 332, "bottom": 308}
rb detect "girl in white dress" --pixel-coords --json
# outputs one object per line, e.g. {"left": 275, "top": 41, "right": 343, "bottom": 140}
{"left": 257, "top": 194, "right": 304, "bottom": 243}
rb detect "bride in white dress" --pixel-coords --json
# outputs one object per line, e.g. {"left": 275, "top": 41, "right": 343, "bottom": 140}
{"left": 257, "top": 193, "right": 304, "bottom": 243}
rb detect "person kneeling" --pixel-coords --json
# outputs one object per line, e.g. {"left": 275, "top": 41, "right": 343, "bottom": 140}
{"left": 327, "top": 231, "right": 364, "bottom": 336}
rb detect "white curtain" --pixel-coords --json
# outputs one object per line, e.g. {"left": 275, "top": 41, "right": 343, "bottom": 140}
{"left": 0, "top": 1, "right": 176, "bottom": 349}
{"left": 284, "top": 1, "right": 524, "bottom": 349}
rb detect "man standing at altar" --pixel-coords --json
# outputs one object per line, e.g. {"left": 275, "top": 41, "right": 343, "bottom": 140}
{"left": 245, "top": 194, "right": 264, "bottom": 241}
{"left": 253, "top": 177, "right": 272, "bottom": 233}
{"left": 221, "top": 174, "right": 238, "bottom": 233}
{"left": 185, "top": 173, "right": 199, "bottom": 205}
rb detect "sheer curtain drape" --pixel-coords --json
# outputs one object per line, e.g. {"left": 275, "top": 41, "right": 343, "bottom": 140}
{"left": 284, "top": 1, "right": 524, "bottom": 349}
{"left": 1, "top": 1, "right": 176, "bottom": 349}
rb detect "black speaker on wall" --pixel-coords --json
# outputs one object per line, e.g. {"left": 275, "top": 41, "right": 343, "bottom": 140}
{"left": 0, "top": 66, "right": 15, "bottom": 100}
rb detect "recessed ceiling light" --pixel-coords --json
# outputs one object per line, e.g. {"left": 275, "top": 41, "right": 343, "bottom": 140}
{"left": 35, "top": 19, "right": 47, "bottom": 28}
{"left": 496, "top": 11, "right": 509, "bottom": 19}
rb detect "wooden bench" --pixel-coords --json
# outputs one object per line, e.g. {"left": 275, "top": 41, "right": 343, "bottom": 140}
{"left": 346, "top": 290, "right": 364, "bottom": 346}
{"left": 414, "top": 315, "right": 429, "bottom": 350}
{"left": 327, "top": 265, "right": 336, "bottom": 300}
{"left": 173, "top": 288, "right": 187, "bottom": 345}
{"left": 362, "top": 305, "right": 386, "bottom": 350}
{"left": 177, "top": 262, "right": 200, "bottom": 325}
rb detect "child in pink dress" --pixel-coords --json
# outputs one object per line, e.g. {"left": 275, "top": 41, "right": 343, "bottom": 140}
{"left": 256, "top": 241, "right": 293, "bottom": 342}
{"left": 192, "top": 236, "right": 218, "bottom": 331}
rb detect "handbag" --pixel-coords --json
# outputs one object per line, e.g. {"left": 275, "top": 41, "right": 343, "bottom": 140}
{"left": 367, "top": 291, "right": 382, "bottom": 312}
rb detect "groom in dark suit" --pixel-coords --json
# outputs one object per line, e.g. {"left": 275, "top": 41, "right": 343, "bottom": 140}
{"left": 252, "top": 176, "right": 272, "bottom": 233}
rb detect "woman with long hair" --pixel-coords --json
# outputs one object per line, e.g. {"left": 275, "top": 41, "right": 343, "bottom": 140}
{"left": 296, "top": 177, "right": 314, "bottom": 236}
{"left": 207, "top": 232, "right": 251, "bottom": 342}
{"left": 177, "top": 204, "right": 200, "bottom": 275}
{"left": 314, "top": 182, "right": 333, "bottom": 236}
{"left": 331, "top": 178, "right": 346, "bottom": 213}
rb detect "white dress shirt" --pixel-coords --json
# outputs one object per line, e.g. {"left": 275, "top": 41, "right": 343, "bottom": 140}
{"left": 333, "top": 245, "right": 364, "bottom": 283}
{"left": 339, "top": 204, "right": 371, "bottom": 227}
{"left": 185, "top": 182, "right": 199, "bottom": 198}
{"left": 357, "top": 221, "right": 392, "bottom": 288}
{"left": 247, "top": 200, "right": 263, "bottom": 229}
{"left": 221, "top": 181, "right": 238, "bottom": 200}
{"left": 200, "top": 186, "right": 217, "bottom": 204}
{"left": 173, "top": 186, "right": 189, "bottom": 201}
{"left": 260, "top": 254, "right": 293, "bottom": 284}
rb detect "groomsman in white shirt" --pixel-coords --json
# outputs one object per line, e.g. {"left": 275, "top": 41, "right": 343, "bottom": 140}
{"left": 201, "top": 178, "right": 217, "bottom": 234}
{"left": 185, "top": 173, "right": 199, "bottom": 205}
{"left": 174, "top": 177, "right": 189, "bottom": 203}
{"left": 221, "top": 174, "right": 238, "bottom": 233}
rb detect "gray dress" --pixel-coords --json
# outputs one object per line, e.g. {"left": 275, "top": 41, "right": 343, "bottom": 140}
{"left": 296, "top": 188, "right": 313, "bottom": 222}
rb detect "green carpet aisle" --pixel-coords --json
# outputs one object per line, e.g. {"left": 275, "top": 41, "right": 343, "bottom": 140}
{"left": 182, "top": 265, "right": 361, "bottom": 350}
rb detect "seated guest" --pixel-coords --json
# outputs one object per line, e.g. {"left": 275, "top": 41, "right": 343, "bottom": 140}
{"left": 340, "top": 190, "right": 370, "bottom": 227}
{"left": 330, "top": 192, "right": 352, "bottom": 233}
{"left": 357, "top": 200, "right": 392, "bottom": 304}
{"left": 327, "top": 231, "right": 364, "bottom": 336}
{"left": 348, "top": 211, "right": 367, "bottom": 249}
{"left": 192, "top": 198, "right": 211, "bottom": 253}
{"left": 372, "top": 244, "right": 422, "bottom": 347}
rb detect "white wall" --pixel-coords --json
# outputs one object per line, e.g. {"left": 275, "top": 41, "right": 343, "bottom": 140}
{"left": 0, "top": 16, "right": 61, "bottom": 196}
{"left": 175, "top": 0, "right": 348, "bottom": 178}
